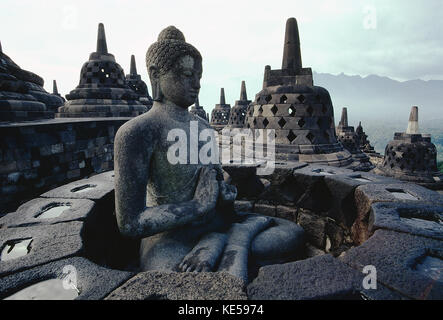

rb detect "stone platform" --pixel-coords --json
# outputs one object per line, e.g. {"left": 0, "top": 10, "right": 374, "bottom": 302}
{"left": 0, "top": 164, "right": 441, "bottom": 300}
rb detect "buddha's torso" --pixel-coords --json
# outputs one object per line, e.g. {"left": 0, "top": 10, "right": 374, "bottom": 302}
{"left": 144, "top": 104, "right": 218, "bottom": 207}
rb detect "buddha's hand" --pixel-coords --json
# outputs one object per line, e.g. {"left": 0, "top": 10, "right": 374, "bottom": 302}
{"left": 193, "top": 167, "right": 219, "bottom": 216}
{"left": 219, "top": 180, "right": 237, "bottom": 205}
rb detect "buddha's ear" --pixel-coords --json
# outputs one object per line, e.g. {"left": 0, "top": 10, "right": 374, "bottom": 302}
{"left": 149, "top": 65, "right": 163, "bottom": 102}
{"left": 148, "top": 65, "right": 159, "bottom": 81}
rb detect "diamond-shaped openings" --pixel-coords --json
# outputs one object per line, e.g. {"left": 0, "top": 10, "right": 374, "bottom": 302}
{"left": 271, "top": 104, "right": 278, "bottom": 115}
{"left": 298, "top": 94, "right": 306, "bottom": 103}
{"left": 263, "top": 118, "right": 269, "bottom": 128}
{"left": 288, "top": 105, "right": 296, "bottom": 117}
{"left": 306, "top": 132, "right": 315, "bottom": 143}
{"left": 307, "top": 105, "right": 313, "bottom": 116}
{"left": 278, "top": 117, "right": 287, "bottom": 128}
{"left": 287, "top": 130, "right": 297, "bottom": 143}
{"left": 258, "top": 105, "right": 264, "bottom": 115}
{"left": 265, "top": 95, "right": 272, "bottom": 103}
{"left": 298, "top": 118, "right": 305, "bottom": 128}
{"left": 280, "top": 95, "right": 288, "bottom": 104}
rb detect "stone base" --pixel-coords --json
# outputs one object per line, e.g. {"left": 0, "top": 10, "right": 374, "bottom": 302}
{"left": 373, "top": 166, "right": 443, "bottom": 191}
{"left": 0, "top": 110, "right": 54, "bottom": 122}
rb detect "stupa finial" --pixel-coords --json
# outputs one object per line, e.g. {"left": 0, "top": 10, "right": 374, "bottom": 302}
{"left": 96, "top": 23, "right": 108, "bottom": 54}
{"left": 130, "top": 55, "right": 137, "bottom": 75}
{"left": 240, "top": 81, "right": 247, "bottom": 101}
{"left": 53, "top": 80, "right": 59, "bottom": 95}
{"left": 220, "top": 88, "right": 226, "bottom": 105}
{"left": 340, "top": 107, "right": 348, "bottom": 127}
{"left": 282, "top": 17, "right": 302, "bottom": 72}
{"left": 406, "top": 106, "right": 419, "bottom": 134}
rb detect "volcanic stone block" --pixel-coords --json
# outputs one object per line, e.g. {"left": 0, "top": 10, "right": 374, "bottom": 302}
{"left": 0, "top": 221, "right": 84, "bottom": 276}
{"left": 352, "top": 183, "right": 443, "bottom": 244}
{"left": 105, "top": 271, "right": 247, "bottom": 300}
{"left": 0, "top": 197, "right": 95, "bottom": 228}
{"left": 297, "top": 209, "right": 326, "bottom": 248}
{"left": 324, "top": 172, "right": 398, "bottom": 226}
{"left": 247, "top": 254, "right": 365, "bottom": 299}
{"left": 40, "top": 174, "right": 114, "bottom": 200}
{"left": 0, "top": 257, "right": 134, "bottom": 300}
{"left": 292, "top": 164, "right": 351, "bottom": 212}
{"left": 341, "top": 229, "right": 443, "bottom": 299}
{"left": 253, "top": 203, "right": 276, "bottom": 217}
{"left": 369, "top": 202, "right": 443, "bottom": 240}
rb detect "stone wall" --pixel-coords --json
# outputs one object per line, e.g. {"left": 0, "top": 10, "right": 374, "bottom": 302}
{"left": 0, "top": 118, "right": 130, "bottom": 214}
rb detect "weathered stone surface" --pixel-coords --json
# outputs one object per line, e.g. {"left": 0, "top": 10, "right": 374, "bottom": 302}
{"left": 253, "top": 203, "right": 276, "bottom": 217}
{"left": 352, "top": 182, "right": 443, "bottom": 244}
{"left": 40, "top": 174, "right": 114, "bottom": 200}
{"left": 324, "top": 172, "right": 397, "bottom": 227}
{"left": 247, "top": 254, "right": 365, "bottom": 299}
{"left": 374, "top": 106, "right": 443, "bottom": 189}
{"left": 341, "top": 229, "right": 443, "bottom": 300}
{"left": 0, "top": 221, "right": 84, "bottom": 276}
{"left": 369, "top": 201, "right": 443, "bottom": 240}
{"left": 275, "top": 205, "right": 297, "bottom": 221}
{"left": 0, "top": 257, "right": 133, "bottom": 300}
{"left": 57, "top": 24, "right": 147, "bottom": 118}
{"left": 297, "top": 210, "right": 326, "bottom": 248}
{"left": 234, "top": 200, "right": 253, "bottom": 213}
{"left": 0, "top": 197, "right": 95, "bottom": 228}
{"left": 106, "top": 271, "right": 247, "bottom": 300}
{"left": 244, "top": 18, "right": 352, "bottom": 166}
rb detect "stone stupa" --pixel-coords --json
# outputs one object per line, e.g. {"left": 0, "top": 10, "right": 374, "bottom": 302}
{"left": 0, "top": 41, "right": 63, "bottom": 122}
{"left": 244, "top": 18, "right": 352, "bottom": 166}
{"left": 210, "top": 88, "right": 231, "bottom": 131}
{"left": 57, "top": 23, "right": 147, "bottom": 118}
{"left": 336, "top": 107, "right": 373, "bottom": 171}
{"left": 374, "top": 106, "right": 442, "bottom": 189}
{"left": 227, "top": 81, "right": 251, "bottom": 128}
{"left": 189, "top": 97, "right": 207, "bottom": 120}
{"left": 125, "top": 55, "right": 153, "bottom": 111}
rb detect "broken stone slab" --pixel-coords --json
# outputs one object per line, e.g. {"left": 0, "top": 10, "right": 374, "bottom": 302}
{"left": 40, "top": 174, "right": 114, "bottom": 200}
{"left": 0, "top": 257, "right": 133, "bottom": 300}
{"left": 105, "top": 271, "right": 247, "bottom": 300}
{"left": 341, "top": 229, "right": 443, "bottom": 300}
{"left": 221, "top": 163, "right": 265, "bottom": 198}
{"left": 291, "top": 164, "right": 352, "bottom": 212}
{"left": 324, "top": 172, "right": 399, "bottom": 227}
{"left": 0, "top": 221, "right": 84, "bottom": 276}
{"left": 369, "top": 201, "right": 443, "bottom": 241}
{"left": 352, "top": 183, "right": 443, "bottom": 244}
{"left": 297, "top": 209, "right": 326, "bottom": 249}
{"left": 247, "top": 254, "right": 392, "bottom": 300}
{"left": 0, "top": 197, "right": 96, "bottom": 228}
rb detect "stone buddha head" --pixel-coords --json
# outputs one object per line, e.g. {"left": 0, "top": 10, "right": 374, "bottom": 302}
{"left": 146, "top": 26, "right": 202, "bottom": 108}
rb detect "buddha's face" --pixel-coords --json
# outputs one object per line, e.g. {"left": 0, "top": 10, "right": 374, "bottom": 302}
{"left": 159, "top": 55, "right": 202, "bottom": 108}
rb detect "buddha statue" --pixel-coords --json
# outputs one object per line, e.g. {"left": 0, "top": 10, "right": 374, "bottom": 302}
{"left": 114, "top": 26, "right": 304, "bottom": 282}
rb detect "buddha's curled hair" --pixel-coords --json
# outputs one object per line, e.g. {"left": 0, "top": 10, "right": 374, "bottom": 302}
{"left": 146, "top": 26, "right": 202, "bottom": 76}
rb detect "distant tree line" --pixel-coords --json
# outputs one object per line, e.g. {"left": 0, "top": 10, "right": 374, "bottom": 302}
{"left": 438, "top": 161, "right": 443, "bottom": 173}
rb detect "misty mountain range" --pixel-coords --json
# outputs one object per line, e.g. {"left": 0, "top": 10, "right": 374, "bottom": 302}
{"left": 313, "top": 72, "right": 443, "bottom": 161}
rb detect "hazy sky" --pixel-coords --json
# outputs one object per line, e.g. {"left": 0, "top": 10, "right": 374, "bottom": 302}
{"left": 1, "top": 0, "right": 442, "bottom": 114}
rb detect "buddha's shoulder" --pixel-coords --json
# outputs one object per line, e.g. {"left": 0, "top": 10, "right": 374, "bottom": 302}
{"left": 115, "top": 112, "right": 160, "bottom": 143}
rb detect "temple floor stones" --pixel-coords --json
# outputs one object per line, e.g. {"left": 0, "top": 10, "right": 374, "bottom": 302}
{"left": 247, "top": 254, "right": 406, "bottom": 300}
{"left": 369, "top": 202, "right": 443, "bottom": 241}
{"left": 0, "top": 197, "right": 95, "bottom": 228}
{"left": 340, "top": 229, "right": 443, "bottom": 300}
{"left": 352, "top": 182, "right": 443, "bottom": 244}
{"left": 0, "top": 257, "right": 134, "bottom": 300}
{"left": 40, "top": 172, "right": 114, "bottom": 200}
{"left": 105, "top": 271, "right": 247, "bottom": 300}
{"left": 0, "top": 221, "right": 84, "bottom": 276}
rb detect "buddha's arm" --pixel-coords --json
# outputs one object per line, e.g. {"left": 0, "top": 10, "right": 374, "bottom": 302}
{"left": 114, "top": 124, "right": 219, "bottom": 239}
